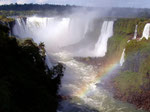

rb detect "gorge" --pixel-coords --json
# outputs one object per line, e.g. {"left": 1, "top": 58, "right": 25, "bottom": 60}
{"left": 10, "top": 14, "right": 150, "bottom": 112}
{"left": 1, "top": 4, "right": 150, "bottom": 111}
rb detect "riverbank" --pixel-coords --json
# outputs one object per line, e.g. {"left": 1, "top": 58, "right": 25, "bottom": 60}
{"left": 76, "top": 18, "right": 150, "bottom": 112}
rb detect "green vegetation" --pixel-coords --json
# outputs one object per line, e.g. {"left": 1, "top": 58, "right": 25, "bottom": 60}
{"left": 114, "top": 18, "right": 139, "bottom": 35}
{"left": 113, "top": 18, "right": 150, "bottom": 38}
{"left": 106, "top": 34, "right": 128, "bottom": 58}
{"left": 113, "top": 38, "right": 150, "bottom": 96}
{"left": 0, "top": 3, "right": 75, "bottom": 11}
{"left": 0, "top": 10, "right": 41, "bottom": 16}
{"left": 105, "top": 19, "right": 138, "bottom": 59}
{"left": 137, "top": 19, "right": 150, "bottom": 36}
{"left": 116, "top": 18, "right": 150, "bottom": 37}
{"left": 103, "top": 18, "right": 150, "bottom": 100}
{"left": 126, "top": 38, "right": 150, "bottom": 55}
{"left": 114, "top": 71, "right": 143, "bottom": 94}
{"left": 104, "top": 18, "right": 150, "bottom": 111}
{"left": 0, "top": 4, "right": 77, "bottom": 17}
{"left": 0, "top": 21, "right": 64, "bottom": 112}
{"left": 106, "top": 18, "right": 150, "bottom": 60}
{"left": 0, "top": 15, "right": 14, "bottom": 23}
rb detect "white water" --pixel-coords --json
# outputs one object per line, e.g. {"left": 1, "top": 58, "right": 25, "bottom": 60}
{"left": 127, "top": 40, "right": 131, "bottom": 43}
{"left": 133, "top": 25, "right": 138, "bottom": 40}
{"left": 13, "top": 16, "right": 145, "bottom": 112}
{"left": 13, "top": 17, "right": 71, "bottom": 50}
{"left": 13, "top": 16, "right": 114, "bottom": 57}
{"left": 55, "top": 52, "right": 145, "bottom": 112}
{"left": 94, "top": 21, "right": 114, "bottom": 57}
{"left": 141, "top": 23, "right": 150, "bottom": 40}
{"left": 120, "top": 49, "right": 126, "bottom": 66}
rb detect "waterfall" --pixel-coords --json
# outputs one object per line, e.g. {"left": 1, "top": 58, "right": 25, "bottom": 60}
{"left": 133, "top": 25, "right": 138, "bottom": 40}
{"left": 94, "top": 21, "right": 114, "bottom": 57}
{"left": 13, "top": 17, "right": 71, "bottom": 47}
{"left": 12, "top": 16, "right": 142, "bottom": 112}
{"left": 68, "top": 17, "right": 90, "bottom": 44}
{"left": 13, "top": 16, "right": 93, "bottom": 50}
{"left": 45, "top": 53, "right": 53, "bottom": 68}
{"left": 7, "top": 23, "right": 12, "bottom": 36}
{"left": 141, "top": 23, "right": 150, "bottom": 40}
{"left": 120, "top": 48, "right": 126, "bottom": 66}
{"left": 13, "top": 17, "right": 114, "bottom": 57}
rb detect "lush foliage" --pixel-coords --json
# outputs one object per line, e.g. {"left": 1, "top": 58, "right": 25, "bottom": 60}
{"left": 114, "top": 18, "right": 150, "bottom": 37}
{"left": 0, "top": 4, "right": 76, "bottom": 16}
{"left": 106, "top": 34, "right": 128, "bottom": 59}
{"left": 106, "top": 18, "right": 150, "bottom": 60}
{"left": 114, "top": 38, "right": 150, "bottom": 96}
{"left": 1, "top": 4, "right": 150, "bottom": 18}
{"left": 114, "top": 71, "right": 142, "bottom": 94}
{"left": 0, "top": 15, "right": 14, "bottom": 22}
{"left": 0, "top": 3, "right": 75, "bottom": 11}
{"left": 0, "top": 23, "right": 64, "bottom": 112}
{"left": 0, "top": 10, "right": 41, "bottom": 17}
{"left": 137, "top": 18, "right": 150, "bottom": 36}
{"left": 114, "top": 18, "right": 139, "bottom": 35}
{"left": 104, "top": 18, "right": 150, "bottom": 99}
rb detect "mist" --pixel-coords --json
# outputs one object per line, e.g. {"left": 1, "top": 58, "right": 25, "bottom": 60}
{"left": 13, "top": 8, "right": 114, "bottom": 57}
{"left": 10, "top": 3, "right": 148, "bottom": 112}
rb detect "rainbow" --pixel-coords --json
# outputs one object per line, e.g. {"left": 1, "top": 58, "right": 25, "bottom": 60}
{"left": 74, "top": 56, "right": 121, "bottom": 98}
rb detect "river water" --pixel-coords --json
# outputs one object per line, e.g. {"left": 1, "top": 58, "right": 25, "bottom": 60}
{"left": 12, "top": 16, "right": 147, "bottom": 112}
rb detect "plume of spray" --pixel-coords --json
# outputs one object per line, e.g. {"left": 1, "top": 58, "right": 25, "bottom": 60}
{"left": 13, "top": 8, "right": 113, "bottom": 57}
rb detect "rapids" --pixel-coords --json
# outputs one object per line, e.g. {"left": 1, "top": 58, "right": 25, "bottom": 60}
{"left": 54, "top": 51, "right": 145, "bottom": 112}
{"left": 13, "top": 16, "right": 146, "bottom": 112}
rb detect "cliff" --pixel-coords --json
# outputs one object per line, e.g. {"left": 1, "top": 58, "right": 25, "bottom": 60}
{"left": 0, "top": 17, "right": 64, "bottom": 112}
{"left": 80, "top": 18, "right": 150, "bottom": 111}
{"left": 109, "top": 18, "right": 150, "bottom": 111}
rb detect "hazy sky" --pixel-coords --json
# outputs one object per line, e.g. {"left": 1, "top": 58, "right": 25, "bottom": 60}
{"left": 0, "top": 0, "right": 149, "bottom": 8}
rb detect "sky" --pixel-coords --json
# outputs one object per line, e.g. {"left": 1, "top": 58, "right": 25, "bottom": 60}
{"left": 0, "top": 0, "right": 150, "bottom": 8}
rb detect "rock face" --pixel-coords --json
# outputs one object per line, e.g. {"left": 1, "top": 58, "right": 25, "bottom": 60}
{"left": 79, "top": 18, "right": 150, "bottom": 112}
{"left": 113, "top": 81, "right": 150, "bottom": 111}
{"left": 110, "top": 19, "right": 150, "bottom": 112}
{"left": 0, "top": 15, "right": 15, "bottom": 36}
{"left": 4, "top": 15, "right": 150, "bottom": 111}
{"left": 0, "top": 18, "right": 64, "bottom": 112}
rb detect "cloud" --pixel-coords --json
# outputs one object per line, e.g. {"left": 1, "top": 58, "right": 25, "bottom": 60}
{"left": 0, "top": 0, "right": 12, "bottom": 5}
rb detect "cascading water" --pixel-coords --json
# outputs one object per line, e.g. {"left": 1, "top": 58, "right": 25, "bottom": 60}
{"left": 127, "top": 25, "right": 138, "bottom": 43}
{"left": 13, "top": 17, "right": 71, "bottom": 50}
{"left": 13, "top": 16, "right": 145, "bottom": 112}
{"left": 13, "top": 17, "right": 113, "bottom": 57}
{"left": 120, "top": 49, "right": 126, "bottom": 66}
{"left": 13, "top": 16, "right": 92, "bottom": 50}
{"left": 133, "top": 25, "right": 138, "bottom": 40}
{"left": 141, "top": 23, "right": 150, "bottom": 40}
{"left": 94, "top": 21, "right": 114, "bottom": 57}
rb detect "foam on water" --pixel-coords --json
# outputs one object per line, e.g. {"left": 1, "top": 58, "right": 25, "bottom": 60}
{"left": 56, "top": 52, "right": 144, "bottom": 112}
{"left": 13, "top": 16, "right": 145, "bottom": 112}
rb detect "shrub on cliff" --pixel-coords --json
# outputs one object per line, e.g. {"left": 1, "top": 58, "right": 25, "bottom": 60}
{"left": 0, "top": 24, "right": 64, "bottom": 112}
{"left": 113, "top": 38, "right": 150, "bottom": 106}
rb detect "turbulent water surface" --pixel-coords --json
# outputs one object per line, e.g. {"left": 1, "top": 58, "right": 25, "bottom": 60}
{"left": 13, "top": 16, "right": 146, "bottom": 112}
